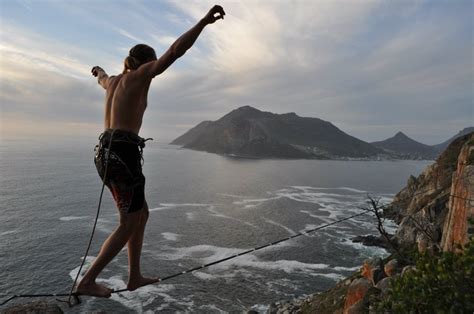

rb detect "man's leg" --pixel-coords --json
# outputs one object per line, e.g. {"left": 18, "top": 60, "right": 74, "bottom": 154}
{"left": 127, "top": 200, "right": 160, "bottom": 291}
{"left": 76, "top": 210, "right": 142, "bottom": 297}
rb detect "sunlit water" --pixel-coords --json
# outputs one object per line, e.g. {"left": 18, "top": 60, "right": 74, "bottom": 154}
{"left": 0, "top": 137, "right": 431, "bottom": 313}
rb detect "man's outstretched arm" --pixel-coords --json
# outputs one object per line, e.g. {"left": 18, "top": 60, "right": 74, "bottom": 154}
{"left": 91, "top": 66, "right": 111, "bottom": 89}
{"left": 138, "top": 5, "right": 225, "bottom": 78}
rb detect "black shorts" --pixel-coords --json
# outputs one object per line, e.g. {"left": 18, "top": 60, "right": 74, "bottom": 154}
{"left": 94, "top": 129, "right": 149, "bottom": 213}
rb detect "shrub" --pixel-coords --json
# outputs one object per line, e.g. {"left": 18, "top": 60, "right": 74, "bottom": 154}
{"left": 375, "top": 237, "right": 474, "bottom": 313}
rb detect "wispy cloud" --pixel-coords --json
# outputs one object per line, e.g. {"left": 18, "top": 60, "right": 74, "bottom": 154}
{"left": 1, "top": 1, "right": 472, "bottom": 143}
{"left": 0, "top": 25, "right": 91, "bottom": 79}
{"left": 154, "top": 0, "right": 472, "bottom": 143}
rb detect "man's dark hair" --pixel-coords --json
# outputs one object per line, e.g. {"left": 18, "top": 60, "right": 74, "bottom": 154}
{"left": 123, "top": 44, "right": 157, "bottom": 74}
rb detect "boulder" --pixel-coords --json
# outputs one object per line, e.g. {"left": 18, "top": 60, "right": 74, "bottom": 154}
{"left": 375, "top": 277, "right": 392, "bottom": 296}
{"left": 361, "top": 258, "right": 386, "bottom": 285}
{"left": 401, "top": 265, "right": 416, "bottom": 277}
{"left": 345, "top": 299, "right": 364, "bottom": 314}
{"left": 384, "top": 259, "right": 399, "bottom": 277}
{"left": 351, "top": 235, "right": 393, "bottom": 250}
{"left": 343, "top": 278, "right": 371, "bottom": 314}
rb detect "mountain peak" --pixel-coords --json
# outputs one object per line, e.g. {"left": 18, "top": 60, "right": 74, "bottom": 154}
{"left": 371, "top": 131, "right": 436, "bottom": 159}
{"left": 282, "top": 112, "right": 298, "bottom": 118}
{"left": 235, "top": 105, "right": 261, "bottom": 113}
{"left": 394, "top": 131, "right": 409, "bottom": 139}
{"left": 219, "top": 106, "right": 269, "bottom": 122}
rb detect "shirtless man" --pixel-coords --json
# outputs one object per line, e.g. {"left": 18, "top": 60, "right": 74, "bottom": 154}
{"left": 75, "top": 5, "right": 225, "bottom": 297}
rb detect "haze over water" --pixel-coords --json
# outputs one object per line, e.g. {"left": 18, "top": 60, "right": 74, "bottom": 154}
{"left": 0, "top": 139, "right": 430, "bottom": 312}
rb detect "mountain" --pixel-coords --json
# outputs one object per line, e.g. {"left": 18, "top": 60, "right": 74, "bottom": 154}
{"left": 371, "top": 128, "right": 474, "bottom": 160}
{"left": 371, "top": 131, "right": 437, "bottom": 160}
{"left": 170, "top": 106, "right": 382, "bottom": 159}
{"left": 433, "top": 127, "right": 474, "bottom": 153}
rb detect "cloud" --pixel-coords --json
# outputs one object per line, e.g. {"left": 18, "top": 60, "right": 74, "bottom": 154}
{"left": 151, "top": 0, "right": 472, "bottom": 143}
{"left": 0, "top": 24, "right": 105, "bottom": 139}
{"left": 1, "top": 1, "right": 472, "bottom": 144}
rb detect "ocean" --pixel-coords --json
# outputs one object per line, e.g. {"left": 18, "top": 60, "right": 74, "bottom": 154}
{"left": 0, "top": 137, "right": 431, "bottom": 313}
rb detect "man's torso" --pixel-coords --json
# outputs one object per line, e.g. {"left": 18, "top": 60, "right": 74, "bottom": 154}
{"left": 104, "top": 74, "right": 152, "bottom": 135}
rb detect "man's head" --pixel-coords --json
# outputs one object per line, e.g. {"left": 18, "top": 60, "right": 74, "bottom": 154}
{"left": 123, "top": 44, "right": 157, "bottom": 74}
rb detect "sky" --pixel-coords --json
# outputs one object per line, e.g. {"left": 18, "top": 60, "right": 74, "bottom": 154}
{"left": 0, "top": 0, "right": 472, "bottom": 144}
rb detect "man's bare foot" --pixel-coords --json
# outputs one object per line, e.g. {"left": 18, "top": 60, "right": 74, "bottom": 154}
{"left": 75, "top": 281, "right": 113, "bottom": 298}
{"left": 127, "top": 276, "right": 160, "bottom": 291}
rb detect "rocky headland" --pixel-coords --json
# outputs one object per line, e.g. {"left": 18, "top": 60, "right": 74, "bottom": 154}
{"left": 266, "top": 132, "right": 474, "bottom": 313}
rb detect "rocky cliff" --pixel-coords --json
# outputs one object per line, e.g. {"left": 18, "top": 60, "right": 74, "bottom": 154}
{"left": 440, "top": 137, "right": 474, "bottom": 251}
{"left": 385, "top": 132, "right": 474, "bottom": 251}
{"left": 267, "top": 132, "right": 474, "bottom": 313}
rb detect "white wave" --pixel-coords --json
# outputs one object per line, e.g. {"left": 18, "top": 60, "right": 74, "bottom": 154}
{"left": 154, "top": 303, "right": 170, "bottom": 311}
{"left": 244, "top": 204, "right": 259, "bottom": 209}
{"left": 265, "top": 278, "right": 300, "bottom": 294}
{"left": 154, "top": 242, "right": 293, "bottom": 264}
{"left": 289, "top": 186, "right": 367, "bottom": 193}
{"left": 212, "top": 254, "right": 330, "bottom": 274}
{"left": 219, "top": 193, "right": 248, "bottom": 198}
{"left": 159, "top": 245, "right": 330, "bottom": 274}
{"left": 333, "top": 265, "right": 361, "bottom": 271}
{"left": 264, "top": 218, "right": 297, "bottom": 235}
{"left": 249, "top": 304, "right": 270, "bottom": 313}
{"left": 156, "top": 244, "right": 244, "bottom": 262}
{"left": 192, "top": 271, "right": 217, "bottom": 280}
{"left": 59, "top": 216, "right": 90, "bottom": 221}
{"left": 300, "top": 211, "right": 332, "bottom": 223}
{"left": 161, "top": 232, "right": 180, "bottom": 241}
{"left": 298, "top": 224, "right": 329, "bottom": 238}
{"left": 232, "top": 196, "right": 282, "bottom": 207}
{"left": 379, "top": 196, "right": 394, "bottom": 204}
{"left": 206, "top": 206, "right": 257, "bottom": 228}
{"left": 160, "top": 203, "right": 211, "bottom": 207}
{"left": 0, "top": 230, "right": 18, "bottom": 236}
{"left": 148, "top": 206, "right": 170, "bottom": 212}
{"left": 186, "top": 212, "right": 196, "bottom": 220}
{"left": 108, "top": 277, "right": 177, "bottom": 313}
{"left": 69, "top": 255, "right": 95, "bottom": 280}
{"left": 277, "top": 191, "right": 361, "bottom": 205}
{"left": 382, "top": 219, "right": 398, "bottom": 234}
{"left": 198, "top": 304, "right": 227, "bottom": 313}
{"left": 193, "top": 268, "right": 258, "bottom": 282}
{"left": 302, "top": 223, "right": 321, "bottom": 230}
{"left": 149, "top": 202, "right": 213, "bottom": 213}
{"left": 336, "top": 187, "right": 368, "bottom": 193}
{"left": 310, "top": 272, "right": 346, "bottom": 281}
{"left": 69, "top": 259, "right": 178, "bottom": 313}
{"left": 340, "top": 238, "right": 389, "bottom": 257}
